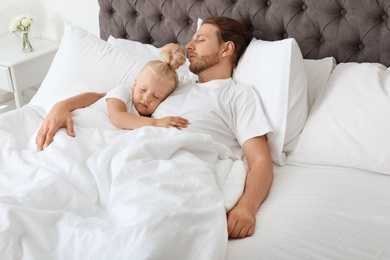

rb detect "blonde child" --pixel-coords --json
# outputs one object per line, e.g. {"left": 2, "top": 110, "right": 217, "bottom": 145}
{"left": 105, "top": 43, "right": 189, "bottom": 130}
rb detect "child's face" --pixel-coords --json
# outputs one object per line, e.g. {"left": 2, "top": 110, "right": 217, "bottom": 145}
{"left": 132, "top": 68, "right": 174, "bottom": 116}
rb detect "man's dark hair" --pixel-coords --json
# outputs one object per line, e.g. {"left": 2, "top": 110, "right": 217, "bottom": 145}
{"left": 202, "top": 16, "right": 253, "bottom": 67}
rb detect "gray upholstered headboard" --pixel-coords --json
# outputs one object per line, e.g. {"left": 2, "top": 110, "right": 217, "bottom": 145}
{"left": 98, "top": 0, "right": 390, "bottom": 66}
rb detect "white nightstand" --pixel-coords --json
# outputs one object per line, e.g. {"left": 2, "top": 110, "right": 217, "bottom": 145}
{"left": 0, "top": 34, "right": 59, "bottom": 108}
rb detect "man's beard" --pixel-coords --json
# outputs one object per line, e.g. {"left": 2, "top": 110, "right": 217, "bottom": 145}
{"left": 189, "top": 53, "right": 220, "bottom": 75}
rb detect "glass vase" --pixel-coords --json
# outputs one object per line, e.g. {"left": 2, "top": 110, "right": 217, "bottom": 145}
{"left": 22, "top": 31, "right": 34, "bottom": 53}
{"left": 16, "top": 31, "right": 34, "bottom": 53}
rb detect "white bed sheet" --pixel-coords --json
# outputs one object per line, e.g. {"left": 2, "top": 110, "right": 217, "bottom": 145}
{"left": 0, "top": 104, "right": 247, "bottom": 260}
{"left": 227, "top": 164, "right": 390, "bottom": 259}
{"left": 2, "top": 104, "right": 389, "bottom": 260}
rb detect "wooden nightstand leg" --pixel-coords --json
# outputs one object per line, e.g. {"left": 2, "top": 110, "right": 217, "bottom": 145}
{"left": 14, "top": 90, "right": 23, "bottom": 108}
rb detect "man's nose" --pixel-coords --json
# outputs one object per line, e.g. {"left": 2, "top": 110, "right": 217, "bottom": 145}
{"left": 185, "top": 41, "right": 193, "bottom": 51}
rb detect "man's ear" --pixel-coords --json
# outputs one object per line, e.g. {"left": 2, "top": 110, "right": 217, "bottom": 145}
{"left": 221, "top": 41, "right": 235, "bottom": 58}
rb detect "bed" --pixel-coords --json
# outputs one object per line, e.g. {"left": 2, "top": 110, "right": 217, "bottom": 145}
{"left": 1, "top": 0, "right": 390, "bottom": 259}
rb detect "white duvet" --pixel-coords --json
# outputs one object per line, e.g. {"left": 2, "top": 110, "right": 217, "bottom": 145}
{"left": 0, "top": 104, "right": 247, "bottom": 260}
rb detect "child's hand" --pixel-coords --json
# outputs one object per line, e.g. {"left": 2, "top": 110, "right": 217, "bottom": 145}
{"left": 155, "top": 116, "right": 189, "bottom": 129}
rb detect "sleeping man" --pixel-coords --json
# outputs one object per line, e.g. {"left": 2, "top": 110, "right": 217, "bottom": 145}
{"left": 35, "top": 16, "right": 274, "bottom": 239}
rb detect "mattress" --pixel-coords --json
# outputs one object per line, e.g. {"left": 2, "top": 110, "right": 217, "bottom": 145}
{"left": 227, "top": 164, "right": 390, "bottom": 259}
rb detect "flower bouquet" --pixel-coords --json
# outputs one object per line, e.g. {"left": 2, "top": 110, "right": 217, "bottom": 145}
{"left": 9, "top": 14, "right": 35, "bottom": 53}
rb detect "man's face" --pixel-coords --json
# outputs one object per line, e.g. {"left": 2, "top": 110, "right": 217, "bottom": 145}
{"left": 186, "top": 24, "right": 223, "bottom": 75}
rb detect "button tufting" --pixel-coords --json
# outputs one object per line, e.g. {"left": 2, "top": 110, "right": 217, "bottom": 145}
{"left": 358, "top": 44, "right": 364, "bottom": 50}
{"left": 135, "top": 11, "right": 139, "bottom": 16}
{"left": 340, "top": 9, "right": 347, "bottom": 15}
{"left": 283, "top": 33, "right": 288, "bottom": 38}
{"left": 188, "top": 19, "right": 193, "bottom": 24}
{"left": 267, "top": 1, "right": 271, "bottom": 6}
{"left": 383, "top": 14, "right": 389, "bottom": 21}
{"left": 160, "top": 15, "right": 164, "bottom": 20}
{"left": 302, "top": 4, "right": 307, "bottom": 11}
{"left": 320, "top": 37, "right": 325, "bottom": 43}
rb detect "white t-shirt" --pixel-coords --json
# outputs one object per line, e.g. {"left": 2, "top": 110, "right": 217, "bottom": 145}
{"left": 105, "top": 85, "right": 139, "bottom": 115}
{"left": 153, "top": 78, "right": 272, "bottom": 159}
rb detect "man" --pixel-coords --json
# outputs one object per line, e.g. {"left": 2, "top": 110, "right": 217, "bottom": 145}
{"left": 35, "top": 17, "right": 274, "bottom": 239}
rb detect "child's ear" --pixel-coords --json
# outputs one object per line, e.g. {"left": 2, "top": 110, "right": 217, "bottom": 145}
{"left": 132, "top": 79, "right": 138, "bottom": 96}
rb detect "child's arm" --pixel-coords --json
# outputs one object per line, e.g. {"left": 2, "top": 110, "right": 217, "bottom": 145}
{"left": 107, "top": 98, "right": 189, "bottom": 130}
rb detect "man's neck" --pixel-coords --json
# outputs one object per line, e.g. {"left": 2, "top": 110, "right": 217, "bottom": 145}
{"left": 197, "top": 66, "right": 233, "bottom": 83}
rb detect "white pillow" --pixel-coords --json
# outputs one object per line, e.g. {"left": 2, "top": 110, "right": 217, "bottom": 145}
{"left": 287, "top": 62, "right": 390, "bottom": 174}
{"left": 107, "top": 35, "right": 161, "bottom": 60}
{"left": 233, "top": 38, "right": 308, "bottom": 165}
{"left": 107, "top": 36, "right": 198, "bottom": 83}
{"left": 303, "top": 57, "right": 335, "bottom": 109}
{"left": 29, "top": 22, "right": 148, "bottom": 112}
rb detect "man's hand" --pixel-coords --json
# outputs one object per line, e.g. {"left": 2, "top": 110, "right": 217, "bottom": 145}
{"left": 154, "top": 116, "right": 189, "bottom": 129}
{"left": 35, "top": 101, "right": 75, "bottom": 151}
{"left": 226, "top": 135, "right": 274, "bottom": 239}
{"left": 227, "top": 203, "right": 256, "bottom": 238}
{"left": 34, "top": 92, "right": 105, "bottom": 151}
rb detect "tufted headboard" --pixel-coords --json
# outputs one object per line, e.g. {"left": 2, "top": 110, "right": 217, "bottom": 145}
{"left": 98, "top": 0, "right": 390, "bottom": 66}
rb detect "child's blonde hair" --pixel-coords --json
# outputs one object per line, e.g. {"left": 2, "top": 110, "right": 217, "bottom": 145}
{"left": 141, "top": 43, "right": 186, "bottom": 90}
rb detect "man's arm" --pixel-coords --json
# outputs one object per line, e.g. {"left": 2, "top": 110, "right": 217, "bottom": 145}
{"left": 35, "top": 92, "right": 105, "bottom": 151}
{"left": 227, "top": 135, "right": 274, "bottom": 238}
{"left": 107, "top": 98, "right": 189, "bottom": 129}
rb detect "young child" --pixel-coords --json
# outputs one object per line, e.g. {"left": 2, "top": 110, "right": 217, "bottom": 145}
{"left": 106, "top": 43, "right": 189, "bottom": 130}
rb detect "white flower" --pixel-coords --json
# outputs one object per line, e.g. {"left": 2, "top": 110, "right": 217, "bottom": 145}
{"left": 21, "top": 17, "right": 32, "bottom": 27}
{"left": 8, "top": 20, "right": 20, "bottom": 32}
{"left": 8, "top": 14, "right": 35, "bottom": 32}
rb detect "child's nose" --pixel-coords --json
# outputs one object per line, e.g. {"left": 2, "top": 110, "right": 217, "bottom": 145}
{"left": 143, "top": 95, "right": 151, "bottom": 103}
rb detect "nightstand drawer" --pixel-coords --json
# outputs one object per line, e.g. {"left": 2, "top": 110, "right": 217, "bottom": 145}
{"left": 0, "top": 66, "right": 13, "bottom": 92}
{"left": 11, "top": 52, "right": 57, "bottom": 91}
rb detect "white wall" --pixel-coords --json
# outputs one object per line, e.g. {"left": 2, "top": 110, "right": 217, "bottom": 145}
{"left": 0, "top": 0, "right": 99, "bottom": 41}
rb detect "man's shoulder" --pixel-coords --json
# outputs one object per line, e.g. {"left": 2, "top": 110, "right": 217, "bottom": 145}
{"left": 229, "top": 79, "right": 259, "bottom": 96}
{"left": 231, "top": 78, "right": 255, "bottom": 89}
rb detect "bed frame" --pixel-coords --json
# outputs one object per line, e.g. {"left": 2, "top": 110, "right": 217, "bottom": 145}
{"left": 98, "top": 0, "right": 390, "bottom": 66}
